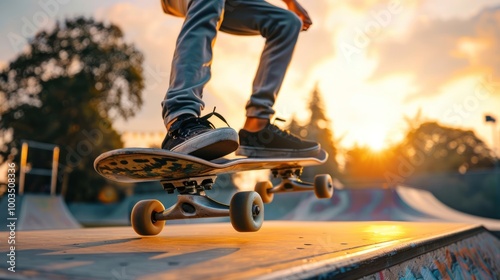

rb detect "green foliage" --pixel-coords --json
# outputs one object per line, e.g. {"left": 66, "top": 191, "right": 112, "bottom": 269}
{"left": 0, "top": 17, "right": 144, "bottom": 201}
{"left": 395, "top": 122, "right": 494, "bottom": 174}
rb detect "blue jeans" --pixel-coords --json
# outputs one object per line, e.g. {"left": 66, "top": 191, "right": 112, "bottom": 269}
{"left": 161, "top": 0, "right": 303, "bottom": 126}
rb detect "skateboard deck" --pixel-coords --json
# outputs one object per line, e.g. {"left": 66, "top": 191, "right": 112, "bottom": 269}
{"left": 94, "top": 148, "right": 328, "bottom": 183}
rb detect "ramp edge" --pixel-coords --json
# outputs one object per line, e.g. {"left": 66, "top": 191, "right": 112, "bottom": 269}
{"left": 263, "top": 225, "right": 499, "bottom": 279}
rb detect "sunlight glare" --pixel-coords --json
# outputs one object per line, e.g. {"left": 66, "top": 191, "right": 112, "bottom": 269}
{"left": 364, "top": 225, "right": 406, "bottom": 240}
{"left": 365, "top": 132, "right": 387, "bottom": 152}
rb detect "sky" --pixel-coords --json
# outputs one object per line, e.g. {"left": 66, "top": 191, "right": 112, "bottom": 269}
{"left": 1, "top": 0, "right": 500, "bottom": 154}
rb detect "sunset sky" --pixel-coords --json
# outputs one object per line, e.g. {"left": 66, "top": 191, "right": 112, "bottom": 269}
{"left": 1, "top": 0, "right": 499, "bottom": 154}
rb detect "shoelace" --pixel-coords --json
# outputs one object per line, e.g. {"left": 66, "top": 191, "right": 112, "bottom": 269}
{"left": 169, "top": 108, "right": 231, "bottom": 138}
{"left": 269, "top": 118, "right": 301, "bottom": 142}
{"left": 200, "top": 108, "right": 231, "bottom": 127}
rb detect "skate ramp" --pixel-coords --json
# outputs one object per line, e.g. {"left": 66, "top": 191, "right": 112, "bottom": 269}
{"left": 397, "top": 185, "right": 500, "bottom": 231}
{"left": 0, "top": 195, "right": 81, "bottom": 230}
{"left": 1, "top": 222, "right": 498, "bottom": 279}
{"left": 280, "top": 186, "right": 438, "bottom": 221}
{"left": 277, "top": 185, "right": 500, "bottom": 232}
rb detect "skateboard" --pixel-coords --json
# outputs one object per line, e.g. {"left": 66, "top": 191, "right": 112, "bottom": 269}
{"left": 94, "top": 148, "right": 333, "bottom": 235}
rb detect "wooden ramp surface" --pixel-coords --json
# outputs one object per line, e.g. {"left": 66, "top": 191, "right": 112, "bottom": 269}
{"left": 1, "top": 221, "right": 499, "bottom": 279}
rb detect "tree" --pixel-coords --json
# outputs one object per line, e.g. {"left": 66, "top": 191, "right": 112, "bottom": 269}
{"left": 343, "top": 121, "right": 495, "bottom": 186}
{"left": 288, "top": 86, "right": 340, "bottom": 179}
{"left": 394, "top": 122, "right": 494, "bottom": 175}
{"left": 0, "top": 17, "right": 144, "bottom": 201}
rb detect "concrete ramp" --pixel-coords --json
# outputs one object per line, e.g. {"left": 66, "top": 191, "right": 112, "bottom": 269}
{"left": 0, "top": 222, "right": 498, "bottom": 279}
{"left": 280, "top": 185, "right": 500, "bottom": 232}
{"left": 397, "top": 185, "right": 500, "bottom": 231}
{"left": 0, "top": 195, "right": 81, "bottom": 231}
{"left": 283, "top": 186, "right": 439, "bottom": 221}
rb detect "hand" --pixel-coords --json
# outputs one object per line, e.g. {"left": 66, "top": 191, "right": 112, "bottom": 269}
{"left": 284, "top": 0, "right": 312, "bottom": 31}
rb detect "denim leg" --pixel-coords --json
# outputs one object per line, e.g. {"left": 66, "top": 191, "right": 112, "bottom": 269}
{"left": 161, "top": 0, "right": 225, "bottom": 126}
{"left": 162, "top": 0, "right": 302, "bottom": 125}
{"left": 221, "top": 0, "right": 303, "bottom": 119}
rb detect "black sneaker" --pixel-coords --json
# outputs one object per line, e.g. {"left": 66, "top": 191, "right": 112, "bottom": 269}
{"left": 236, "top": 120, "right": 321, "bottom": 158}
{"left": 162, "top": 111, "right": 238, "bottom": 160}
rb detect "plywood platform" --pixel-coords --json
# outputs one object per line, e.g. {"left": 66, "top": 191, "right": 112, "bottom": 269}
{"left": 1, "top": 221, "right": 499, "bottom": 279}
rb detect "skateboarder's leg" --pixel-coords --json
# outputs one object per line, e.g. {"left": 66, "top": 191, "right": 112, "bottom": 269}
{"left": 161, "top": 0, "right": 225, "bottom": 126}
{"left": 220, "top": 0, "right": 320, "bottom": 158}
{"left": 160, "top": 0, "right": 238, "bottom": 159}
{"left": 220, "top": 0, "right": 302, "bottom": 120}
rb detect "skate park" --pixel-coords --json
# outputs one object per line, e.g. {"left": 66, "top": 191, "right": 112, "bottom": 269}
{"left": 2, "top": 1, "right": 500, "bottom": 278}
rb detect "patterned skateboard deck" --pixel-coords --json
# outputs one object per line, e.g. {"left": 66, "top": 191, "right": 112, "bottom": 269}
{"left": 94, "top": 148, "right": 328, "bottom": 183}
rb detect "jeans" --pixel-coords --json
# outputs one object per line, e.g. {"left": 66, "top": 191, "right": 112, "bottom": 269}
{"left": 161, "top": 0, "right": 303, "bottom": 126}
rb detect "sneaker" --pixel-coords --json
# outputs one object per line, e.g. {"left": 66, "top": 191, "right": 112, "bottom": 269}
{"left": 161, "top": 111, "right": 239, "bottom": 160}
{"left": 236, "top": 120, "right": 321, "bottom": 158}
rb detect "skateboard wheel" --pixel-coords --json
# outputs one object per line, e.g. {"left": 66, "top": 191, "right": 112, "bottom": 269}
{"left": 230, "top": 191, "right": 264, "bottom": 232}
{"left": 131, "top": 199, "right": 165, "bottom": 236}
{"left": 255, "top": 181, "right": 274, "bottom": 204}
{"left": 314, "top": 174, "right": 334, "bottom": 199}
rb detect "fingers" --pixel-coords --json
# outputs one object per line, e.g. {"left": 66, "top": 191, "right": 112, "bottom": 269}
{"left": 287, "top": 1, "right": 312, "bottom": 31}
{"left": 302, "top": 17, "right": 312, "bottom": 31}
{"left": 297, "top": 7, "right": 312, "bottom": 31}
{"left": 301, "top": 13, "right": 312, "bottom": 31}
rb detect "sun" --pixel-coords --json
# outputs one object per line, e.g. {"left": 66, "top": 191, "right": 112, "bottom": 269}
{"left": 366, "top": 135, "right": 386, "bottom": 152}
{"left": 363, "top": 128, "right": 388, "bottom": 152}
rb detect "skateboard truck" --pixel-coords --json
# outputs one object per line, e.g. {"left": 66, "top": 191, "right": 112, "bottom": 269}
{"left": 161, "top": 176, "right": 217, "bottom": 194}
{"left": 255, "top": 168, "right": 334, "bottom": 204}
{"left": 155, "top": 194, "right": 230, "bottom": 220}
{"left": 153, "top": 194, "right": 262, "bottom": 221}
{"left": 157, "top": 176, "right": 230, "bottom": 220}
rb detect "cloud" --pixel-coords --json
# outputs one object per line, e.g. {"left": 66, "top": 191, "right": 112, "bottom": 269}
{"left": 345, "top": 0, "right": 423, "bottom": 12}
{"left": 369, "top": 6, "right": 500, "bottom": 101}
{"left": 420, "top": 0, "right": 500, "bottom": 19}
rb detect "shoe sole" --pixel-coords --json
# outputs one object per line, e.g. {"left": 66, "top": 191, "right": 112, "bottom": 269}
{"left": 235, "top": 145, "right": 321, "bottom": 158}
{"left": 171, "top": 128, "right": 239, "bottom": 160}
